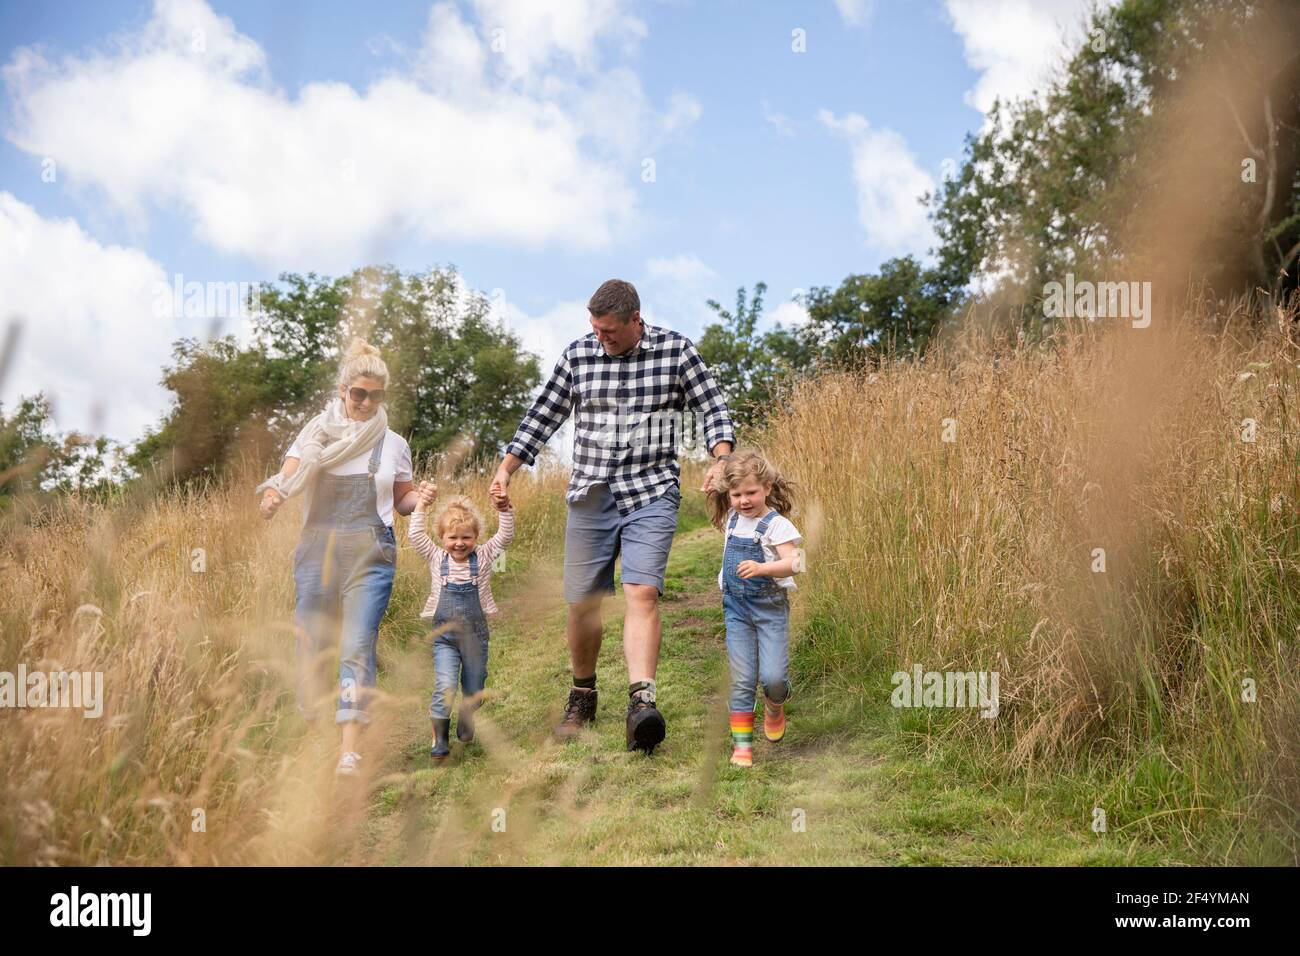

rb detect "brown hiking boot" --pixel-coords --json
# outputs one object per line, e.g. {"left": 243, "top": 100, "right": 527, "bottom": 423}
{"left": 554, "top": 687, "right": 597, "bottom": 738}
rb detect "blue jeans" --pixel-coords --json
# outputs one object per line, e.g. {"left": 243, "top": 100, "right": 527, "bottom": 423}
{"left": 293, "top": 525, "right": 396, "bottom": 724}
{"left": 429, "top": 581, "right": 490, "bottom": 720}
{"left": 431, "top": 628, "right": 488, "bottom": 719}
{"left": 721, "top": 588, "right": 790, "bottom": 713}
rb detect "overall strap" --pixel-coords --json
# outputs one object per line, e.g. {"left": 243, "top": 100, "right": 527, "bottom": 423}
{"left": 366, "top": 431, "right": 386, "bottom": 477}
{"left": 754, "top": 509, "right": 778, "bottom": 538}
{"left": 722, "top": 510, "right": 738, "bottom": 562}
{"left": 439, "top": 551, "right": 449, "bottom": 581}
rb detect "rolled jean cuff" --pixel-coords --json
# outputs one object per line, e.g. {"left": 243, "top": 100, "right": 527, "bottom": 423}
{"left": 335, "top": 708, "right": 371, "bottom": 725}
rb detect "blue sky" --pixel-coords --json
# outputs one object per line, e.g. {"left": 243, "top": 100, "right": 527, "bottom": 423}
{"left": 0, "top": 0, "right": 1103, "bottom": 441}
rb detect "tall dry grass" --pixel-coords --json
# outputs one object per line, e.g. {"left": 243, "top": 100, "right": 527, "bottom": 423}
{"left": 759, "top": 300, "right": 1300, "bottom": 861}
{"left": 0, "top": 457, "right": 570, "bottom": 864}
{"left": 4, "top": 306, "right": 1297, "bottom": 863}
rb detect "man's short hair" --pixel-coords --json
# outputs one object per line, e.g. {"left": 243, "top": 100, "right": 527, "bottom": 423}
{"left": 588, "top": 279, "right": 640, "bottom": 321}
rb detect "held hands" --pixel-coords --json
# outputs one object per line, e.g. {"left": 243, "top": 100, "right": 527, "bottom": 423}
{"left": 736, "top": 559, "right": 767, "bottom": 580}
{"left": 259, "top": 489, "right": 283, "bottom": 520}
{"left": 699, "top": 458, "right": 725, "bottom": 494}
{"left": 414, "top": 480, "right": 438, "bottom": 511}
{"left": 489, "top": 468, "right": 510, "bottom": 509}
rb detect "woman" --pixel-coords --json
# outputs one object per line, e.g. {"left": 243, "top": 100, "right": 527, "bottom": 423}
{"left": 258, "top": 338, "right": 418, "bottom": 776}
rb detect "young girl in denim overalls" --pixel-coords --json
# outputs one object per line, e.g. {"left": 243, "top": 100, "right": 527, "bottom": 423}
{"left": 409, "top": 487, "right": 514, "bottom": 760}
{"left": 709, "top": 450, "right": 803, "bottom": 767}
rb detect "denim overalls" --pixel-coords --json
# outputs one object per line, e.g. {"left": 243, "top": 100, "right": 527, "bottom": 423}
{"left": 292, "top": 434, "right": 396, "bottom": 725}
{"left": 429, "top": 550, "right": 491, "bottom": 720}
{"left": 720, "top": 509, "right": 790, "bottom": 713}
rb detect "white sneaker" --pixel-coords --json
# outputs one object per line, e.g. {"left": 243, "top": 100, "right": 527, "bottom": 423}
{"left": 335, "top": 751, "right": 362, "bottom": 776}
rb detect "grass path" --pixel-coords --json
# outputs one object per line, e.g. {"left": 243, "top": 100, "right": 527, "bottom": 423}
{"left": 350, "top": 521, "right": 1195, "bottom": 865}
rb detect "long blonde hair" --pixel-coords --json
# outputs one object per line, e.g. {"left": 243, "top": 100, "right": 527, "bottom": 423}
{"left": 337, "top": 337, "right": 389, "bottom": 388}
{"left": 708, "top": 448, "right": 797, "bottom": 531}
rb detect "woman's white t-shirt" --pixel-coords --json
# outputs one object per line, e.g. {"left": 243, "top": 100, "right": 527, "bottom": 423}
{"left": 285, "top": 429, "right": 413, "bottom": 528}
{"left": 718, "top": 508, "right": 803, "bottom": 591}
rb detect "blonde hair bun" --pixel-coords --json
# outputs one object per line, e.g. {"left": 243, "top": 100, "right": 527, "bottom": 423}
{"left": 345, "top": 337, "right": 380, "bottom": 358}
{"left": 337, "top": 337, "right": 389, "bottom": 387}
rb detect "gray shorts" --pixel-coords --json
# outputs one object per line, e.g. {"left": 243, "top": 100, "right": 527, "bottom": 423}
{"left": 563, "top": 483, "right": 680, "bottom": 604}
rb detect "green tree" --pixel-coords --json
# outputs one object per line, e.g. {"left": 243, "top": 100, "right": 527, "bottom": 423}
{"left": 698, "top": 282, "right": 815, "bottom": 430}
{"left": 129, "top": 265, "right": 542, "bottom": 485}
{"left": 0, "top": 395, "right": 54, "bottom": 499}
{"left": 802, "top": 256, "right": 957, "bottom": 365}
{"left": 930, "top": 0, "right": 1300, "bottom": 314}
{"left": 127, "top": 337, "right": 288, "bottom": 484}
{"left": 1, "top": 394, "right": 125, "bottom": 502}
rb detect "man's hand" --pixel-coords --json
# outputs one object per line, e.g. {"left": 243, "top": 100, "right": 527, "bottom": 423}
{"left": 489, "top": 466, "right": 511, "bottom": 507}
{"left": 736, "top": 559, "right": 766, "bottom": 579}
{"left": 700, "top": 456, "right": 727, "bottom": 494}
{"left": 259, "top": 489, "right": 283, "bottom": 520}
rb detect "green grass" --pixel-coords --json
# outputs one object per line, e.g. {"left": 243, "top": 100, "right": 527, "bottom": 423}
{"left": 355, "top": 525, "right": 1212, "bottom": 865}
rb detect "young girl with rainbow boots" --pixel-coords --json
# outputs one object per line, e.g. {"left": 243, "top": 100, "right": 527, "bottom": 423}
{"left": 709, "top": 450, "right": 803, "bottom": 767}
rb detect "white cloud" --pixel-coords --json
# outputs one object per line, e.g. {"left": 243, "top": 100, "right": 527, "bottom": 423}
{"left": 834, "top": 0, "right": 876, "bottom": 27}
{"left": 762, "top": 99, "right": 795, "bottom": 138}
{"left": 0, "top": 193, "right": 176, "bottom": 442}
{"left": 819, "top": 110, "right": 936, "bottom": 257}
{"left": 640, "top": 255, "right": 725, "bottom": 338}
{"left": 659, "top": 91, "right": 703, "bottom": 138}
{"left": 769, "top": 299, "right": 810, "bottom": 327}
{"left": 3, "top": 0, "right": 695, "bottom": 271}
{"left": 645, "top": 254, "right": 717, "bottom": 286}
{"left": 944, "top": 0, "right": 1119, "bottom": 115}
{"left": 467, "top": 0, "right": 646, "bottom": 82}
{"left": 493, "top": 295, "right": 588, "bottom": 374}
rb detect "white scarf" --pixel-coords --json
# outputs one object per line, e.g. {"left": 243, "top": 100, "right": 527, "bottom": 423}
{"left": 256, "top": 397, "right": 387, "bottom": 506}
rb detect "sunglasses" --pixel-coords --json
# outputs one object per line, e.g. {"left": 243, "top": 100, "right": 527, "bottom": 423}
{"left": 347, "top": 386, "right": 386, "bottom": 404}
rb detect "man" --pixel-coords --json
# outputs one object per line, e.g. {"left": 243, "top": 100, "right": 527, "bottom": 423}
{"left": 489, "top": 279, "right": 735, "bottom": 754}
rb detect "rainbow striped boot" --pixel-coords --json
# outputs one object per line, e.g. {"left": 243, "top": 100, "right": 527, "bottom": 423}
{"left": 729, "top": 712, "right": 754, "bottom": 767}
{"left": 763, "top": 696, "right": 786, "bottom": 742}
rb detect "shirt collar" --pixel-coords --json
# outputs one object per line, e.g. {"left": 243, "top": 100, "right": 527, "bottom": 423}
{"left": 628, "top": 320, "right": 655, "bottom": 355}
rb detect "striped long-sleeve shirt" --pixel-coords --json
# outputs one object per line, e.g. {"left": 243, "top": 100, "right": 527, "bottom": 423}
{"left": 504, "top": 322, "right": 736, "bottom": 515}
{"left": 408, "top": 508, "right": 515, "bottom": 618}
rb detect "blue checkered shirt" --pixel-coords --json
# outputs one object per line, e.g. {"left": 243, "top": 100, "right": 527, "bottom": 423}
{"left": 505, "top": 323, "right": 735, "bottom": 515}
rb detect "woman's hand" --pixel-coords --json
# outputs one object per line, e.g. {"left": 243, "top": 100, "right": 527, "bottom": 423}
{"left": 736, "top": 559, "right": 765, "bottom": 579}
{"left": 415, "top": 480, "right": 438, "bottom": 510}
{"left": 493, "top": 492, "right": 512, "bottom": 512}
{"left": 259, "top": 489, "right": 283, "bottom": 520}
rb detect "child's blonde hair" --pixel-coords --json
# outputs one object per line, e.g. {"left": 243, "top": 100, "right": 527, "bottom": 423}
{"left": 433, "top": 494, "right": 484, "bottom": 540}
{"left": 708, "top": 448, "right": 797, "bottom": 531}
{"left": 337, "top": 337, "right": 389, "bottom": 388}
